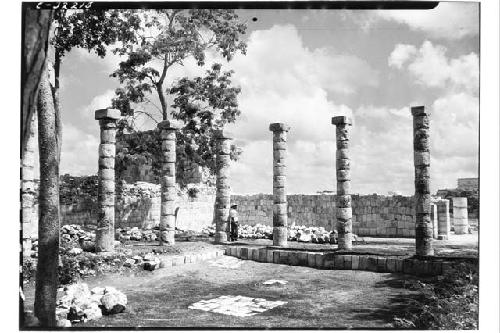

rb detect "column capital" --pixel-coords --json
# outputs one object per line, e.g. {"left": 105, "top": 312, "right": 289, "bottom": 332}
{"left": 95, "top": 108, "right": 121, "bottom": 121}
{"left": 331, "top": 116, "right": 352, "bottom": 126}
{"left": 411, "top": 105, "right": 429, "bottom": 116}
{"left": 269, "top": 123, "right": 290, "bottom": 132}
{"left": 214, "top": 129, "right": 233, "bottom": 140}
{"left": 157, "top": 120, "right": 180, "bottom": 131}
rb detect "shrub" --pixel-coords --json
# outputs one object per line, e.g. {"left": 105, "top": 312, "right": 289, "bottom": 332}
{"left": 393, "top": 261, "right": 478, "bottom": 330}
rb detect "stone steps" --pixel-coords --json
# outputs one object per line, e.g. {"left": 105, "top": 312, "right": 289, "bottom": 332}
{"left": 158, "top": 249, "right": 226, "bottom": 268}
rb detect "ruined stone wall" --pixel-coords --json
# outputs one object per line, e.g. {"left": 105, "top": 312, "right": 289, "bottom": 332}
{"left": 231, "top": 194, "right": 417, "bottom": 238}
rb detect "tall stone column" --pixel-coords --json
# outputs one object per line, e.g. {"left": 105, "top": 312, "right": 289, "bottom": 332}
{"left": 214, "top": 130, "right": 232, "bottom": 244}
{"left": 269, "top": 123, "right": 290, "bottom": 246}
{"left": 411, "top": 106, "right": 434, "bottom": 256}
{"left": 332, "top": 116, "right": 353, "bottom": 250}
{"left": 437, "top": 199, "right": 450, "bottom": 240}
{"left": 95, "top": 108, "right": 120, "bottom": 253}
{"left": 22, "top": 112, "right": 36, "bottom": 257}
{"left": 453, "top": 197, "right": 469, "bottom": 234}
{"left": 158, "top": 121, "right": 178, "bottom": 245}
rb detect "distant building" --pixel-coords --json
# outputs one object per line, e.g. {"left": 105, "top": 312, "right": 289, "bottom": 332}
{"left": 457, "top": 178, "right": 479, "bottom": 192}
{"left": 388, "top": 191, "right": 402, "bottom": 196}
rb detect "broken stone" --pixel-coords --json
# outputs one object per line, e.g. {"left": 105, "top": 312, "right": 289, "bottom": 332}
{"left": 100, "top": 288, "right": 127, "bottom": 315}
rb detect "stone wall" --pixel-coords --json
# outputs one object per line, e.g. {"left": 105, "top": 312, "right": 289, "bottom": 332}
{"left": 231, "top": 194, "right": 416, "bottom": 238}
{"left": 29, "top": 181, "right": 216, "bottom": 235}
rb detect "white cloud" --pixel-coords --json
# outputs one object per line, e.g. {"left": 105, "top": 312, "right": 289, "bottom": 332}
{"left": 376, "top": 2, "right": 479, "bottom": 40}
{"left": 388, "top": 44, "right": 416, "bottom": 69}
{"left": 389, "top": 41, "right": 479, "bottom": 94}
{"left": 60, "top": 124, "right": 99, "bottom": 176}
{"left": 222, "top": 24, "right": 381, "bottom": 194}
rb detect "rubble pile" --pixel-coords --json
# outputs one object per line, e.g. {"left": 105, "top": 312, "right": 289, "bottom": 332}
{"left": 56, "top": 283, "right": 127, "bottom": 327}
{"left": 237, "top": 224, "right": 341, "bottom": 244}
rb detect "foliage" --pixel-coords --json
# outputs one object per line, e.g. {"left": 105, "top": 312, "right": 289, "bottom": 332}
{"left": 393, "top": 261, "right": 478, "bottom": 330}
{"left": 110, "top": 9, "right": 247, "bottom": 118}
{"left": 110, "top": 9, "right": 247, "bottom": 182}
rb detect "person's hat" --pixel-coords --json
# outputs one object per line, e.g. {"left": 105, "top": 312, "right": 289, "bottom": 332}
{"left": 231, "top": 204, "right": 238, "bottom": 209}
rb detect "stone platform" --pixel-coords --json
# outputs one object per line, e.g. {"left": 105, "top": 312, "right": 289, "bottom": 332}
{"left": 224, "top": 245, "right": 476, "bottom": 277}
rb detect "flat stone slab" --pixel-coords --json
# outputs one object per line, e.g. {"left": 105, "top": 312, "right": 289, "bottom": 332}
{"left": 188, "top": 295, "right": 287, "bottom": 317}
{"left": 209, "top": 256, "right": 243, "bottom": 269}
{"left": 262, "top": 279, "right": 288, "bottom": 286}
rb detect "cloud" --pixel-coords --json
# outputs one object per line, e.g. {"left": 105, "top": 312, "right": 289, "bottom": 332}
{"left": 60, "top": 123, "right": 99, "bottom": 176}
{"left": 222, "top": 24, "right": 381, "bottom": 194}
{"left": 376, "top": 2, "right": 479, "bottom": 40}
{"left": 388, "top": 44, "right": 417, "bottom": 69}
{"left": 389, "top": 41, "right": 479, "bottom": 94}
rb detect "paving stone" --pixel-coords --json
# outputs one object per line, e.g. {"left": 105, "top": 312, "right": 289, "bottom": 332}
{"left": 240, "top": 248, "right": 249, "bottom": 260}
{"left": 351, "top": 255, "right": 359, "bottom": 270}
{"left": 307, "top": 252, "right": 316, "bottom": 268}
{"left": 266, "top": 250, "right": 274, "bottom": 263}
{"left": 273, "top": 251, "right": 280, "bottom": 264}
{"left": 334, "top": 256, "right": 344, "bottom": 269}
{"left": 344, "top": 255, "right": 352, "bottom": 270}
{"left": 278, "top": 251, "right": 289, "bottom": 265}
{"left": 258, "top": 248, "right": 267, "bottom": 262}
{"left": 359, "top": 256, "right": 368, "bottom": 270}
{"left": 386, "top": 258, "right": 396, "bottom": 272}
{"left": 189, "top": 295, "right": 286, "bottom": 317}
{"left": 315, "top": 253, "right": 326, "bottom": 268}
{"left": 366, "top": 256, "right": 378, "bottom": 272}
{"left": 376, "top": 257, "right": 387, "bottom": 272}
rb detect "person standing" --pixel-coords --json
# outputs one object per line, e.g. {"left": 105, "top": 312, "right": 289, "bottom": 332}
{"left": 229, "top": 204, "right": 239, "bottom": 241}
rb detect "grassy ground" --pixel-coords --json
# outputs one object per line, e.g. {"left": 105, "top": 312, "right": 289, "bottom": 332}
{"left": 24, "top": 256, "right": 421, "bottom": 329}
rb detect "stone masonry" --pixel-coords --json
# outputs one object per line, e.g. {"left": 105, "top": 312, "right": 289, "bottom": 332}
{"left": 411, "top": 106, "right": 434, "bottom": 256}
{"left": 158, "top": 121, "right": 178, "bottom": 245}
{"left": 452, "top": 197, "right": 469, "bottom": 234}
{"left": 269, "top": 123, "right": 290, "bottom": 246}
{"left": 95, "top": 109, "right": 120, "bottom": 252}
{"left": 332, "top": 116, "right": 353, "bottom": 250}
{"left": 214, "top": 130, "right": 232, "bottom": 244}
{"left": 436, "top": 199, "right": 450, "bottom": 240}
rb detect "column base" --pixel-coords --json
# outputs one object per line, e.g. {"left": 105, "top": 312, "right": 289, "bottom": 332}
{"left": 214, "top": 231, "right": 228, "bottom": 244}
{"left": 160, "top": 231, "right": 175, "bottom": 245}
{"left": 337, "top": 233, "right": 353, "bottom": 250}
{"left": 454, "top": 226, "right": 469, "bottom": 234}
{"left": 273, "top": 227, "right": 287, "bottom": 247}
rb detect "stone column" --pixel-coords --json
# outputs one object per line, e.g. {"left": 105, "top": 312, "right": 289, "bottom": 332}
{"left": 95, "top": 108, "right": 120, "bottom": 253}
{"left": 332, "top": 116, "right": 353, "bottom": 250}
{"left": 158, "top": 120, "right": 178, "bottom": 245}
{"left": 411, "top": 106, "right": 434, "bottom": 256}
{"left": 430, "top": 203, "right": 438, "bottom": 239}
{"left": 21, "top": 112, "right": 36, "bottom": 257}
{"left": 269, "top": 123, "right": 290, "bottom": 246}
{"left": 214, "top": 130, "right": 232, "bottom": 244}
{"left": 453, "top": 197, "right": 469, "bottom": 234}
{"left": 436, "top": 199, "right": 450, "bottom": 240}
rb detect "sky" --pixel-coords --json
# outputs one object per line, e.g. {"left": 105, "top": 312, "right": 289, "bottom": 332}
{"left": 43, "top": 2, "right": 479, "bottom": 195}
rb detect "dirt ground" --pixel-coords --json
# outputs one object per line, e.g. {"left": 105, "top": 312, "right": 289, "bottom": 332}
{"left": 24, "top": 255, "right": 421, "bottom": 329}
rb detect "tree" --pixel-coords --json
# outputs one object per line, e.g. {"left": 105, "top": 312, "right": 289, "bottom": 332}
{"left": 34, "top": 66, "right": 60, "bottom": 327}
{"left": 29, "top": 9, "right": 138, "bottom": 326}
{"left": 111, "top": 9, "right": 247, "bottom": 183}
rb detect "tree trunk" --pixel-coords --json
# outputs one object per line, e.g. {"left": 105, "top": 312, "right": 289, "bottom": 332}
{"left": 53, "top": 50, "right": 62, "bottom": 160}
{"left": 156, "top": 83, "right": 168, "bottom": 120}
{"left": 34, "top": 69, "right": 60, "bottom": 327}
{"left": 22, "top": 112, "right": 37, "bottom": 257}
{"left": 22, "top": 8, "right": 52, "bottom": 155}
